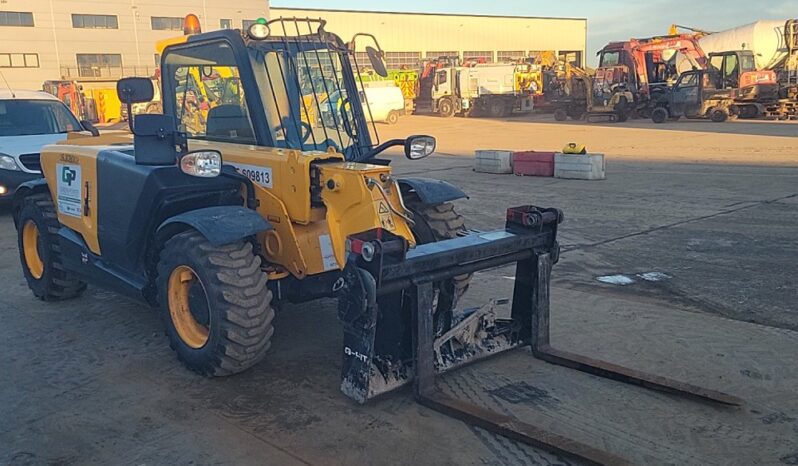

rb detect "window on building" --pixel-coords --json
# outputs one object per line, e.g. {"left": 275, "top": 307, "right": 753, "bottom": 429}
{"left": 72, "top": 14, "right": 118, "bottom": 29}
{"left": 220, "top": 19, "right": 231, "bottom": 29}
{"left": 151, "top": 16, "right": 182, "bottom": 31}
{"left": 0, "top": 11, "right": 34, "bottom": 27}
{"left": 426, "top": 51, "right": 458, "bottom": 60}
{"left": 76, "top": 53, "right": 123, "bottom": 78}
{"left": 463, "top": 51, "right": 493, "bottom": 63}
{"left": 384, "top": 52, "right": 421, "bottom": 69}
{"left": 242, "top": 19, "right": 257, "bottom": 29}
{"left": 558, "top": 50, "right": 583, "bottom": 67}
{"left": 497, "top": 51, "right": 525, "bottom": 62}
{"left": 0, "top": 53, "right": 39, "bottom": 68}
{"left": 349, "top": 51, "right": 371, "bottom": 70}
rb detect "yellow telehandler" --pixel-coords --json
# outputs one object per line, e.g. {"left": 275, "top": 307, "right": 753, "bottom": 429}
{"left": 13, "top": 17, "right": 739, "bottom": 464}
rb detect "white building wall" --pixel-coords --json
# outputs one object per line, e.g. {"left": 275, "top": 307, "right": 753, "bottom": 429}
{"left": 0, "top": 0, "right": 269, "bottom": 89}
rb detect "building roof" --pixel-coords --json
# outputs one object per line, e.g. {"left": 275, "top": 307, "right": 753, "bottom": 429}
{"left": 270, "top": 6, "right": 586, "bottom": 22}
{"left": 0, "top": 90, "right": 59, "bottom": 101}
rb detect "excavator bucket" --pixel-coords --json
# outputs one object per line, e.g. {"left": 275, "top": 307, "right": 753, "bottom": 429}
{"left": 337, "top": 205, "right": 741, "bottom": 465}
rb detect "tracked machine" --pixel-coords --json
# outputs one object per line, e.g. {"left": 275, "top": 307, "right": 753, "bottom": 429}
{"left": 13, "top": 17, "right": 740, "bottom": 464}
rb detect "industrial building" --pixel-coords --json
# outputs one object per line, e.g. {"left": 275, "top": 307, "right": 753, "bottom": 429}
{"left": 0, "top": 0, "right": 270, "bottom": 90}
{"left": 0, "top": 2, "right": 586, "bottom": 90}
{"left": 272, "top": 7, "right": 587, "bottom": 69}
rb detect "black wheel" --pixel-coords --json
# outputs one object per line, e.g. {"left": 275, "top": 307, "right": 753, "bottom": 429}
{"left": 386, "top": 110, "right": 399, "bottom": 125}
{"left": 567, "top": 109, "right": 584, "bottom": 121}
{"left": 406, "top": 199, "right": 471, "bottom": 334}
{"left": 651, "top": 107, "right": 669, "bottom": 124}
{"left": 157, "top": 230, "right": 274, "bottom": 376}
{"left": 553, "top": 108, "right": 568, "bottom": 121}
{"left": 710, "top": 107, "right": 729, "bottom": 123}
{"left": 438, "top": 98, "right": 455, "bottom": 118}
{"left": 16, "top": 193, "right": 86, "bottom": 301}
{"left": 615, "top": 97, "right": 629, "bottom": 122}
{"left": 488, "top": 99, "right": 505, "bottom": 118}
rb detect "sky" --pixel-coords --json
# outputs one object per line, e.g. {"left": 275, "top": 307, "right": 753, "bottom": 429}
{"left": 272, "top": 0, "right": 798, "bottom": 65}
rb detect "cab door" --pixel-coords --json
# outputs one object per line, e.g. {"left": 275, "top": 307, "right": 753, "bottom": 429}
{"left": 671, "top": 71, "right": 702, "bottom": 117}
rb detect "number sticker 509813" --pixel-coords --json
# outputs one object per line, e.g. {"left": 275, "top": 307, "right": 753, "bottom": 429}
{"left": 229, "top": 163, "right": 273, "bottom": 188}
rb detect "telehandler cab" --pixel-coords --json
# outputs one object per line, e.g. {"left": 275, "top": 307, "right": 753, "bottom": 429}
{"left": 14, "top": 17, "right": 740, "bottom": 464}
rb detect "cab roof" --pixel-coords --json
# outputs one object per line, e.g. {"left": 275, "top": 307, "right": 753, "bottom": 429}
{"left": 0, "top": 89, "right": 60, "bottom": 101}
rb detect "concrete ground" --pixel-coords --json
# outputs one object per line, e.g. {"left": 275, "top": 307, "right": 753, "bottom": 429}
{"left": 2, "top": 116, "right": 797, "bottom": 465}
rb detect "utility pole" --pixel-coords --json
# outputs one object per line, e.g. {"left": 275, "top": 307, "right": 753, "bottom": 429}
{"left": 131, "top": 0, "right": 142, "bottom": 69}
{"left": 48, "top": 0, "right": 61, "bottom": 72}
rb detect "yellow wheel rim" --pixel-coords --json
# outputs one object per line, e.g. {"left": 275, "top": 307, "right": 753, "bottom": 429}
{"left": 22, "top": 221, "right": 44, "bottom": 279}
{"left": 168, "top": 265, "right": 210, "bottom": 349}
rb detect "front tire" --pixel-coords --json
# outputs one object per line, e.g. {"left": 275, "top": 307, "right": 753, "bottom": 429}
{"left": 157, "top": 231, "right": 274, "bottom": 376}
{"left": 438, "top": 98, "right": 455, "bottom": 118}
{"left": 386, "top": 110, "right": 400, "bottom": 125}
{"left": 16, "top": 193, "right": 86, "bottom": 301}
{"left": 406, "top": 199, "right": 471, "bottom": 334}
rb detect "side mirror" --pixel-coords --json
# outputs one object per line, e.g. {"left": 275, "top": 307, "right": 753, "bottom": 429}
{"left": 405, "top": 135, "right": 436, "bottom": 160}
{"left": 117, "top": 77, "right": 154, "bottom": 104}
{"left": 366, "top": 46, "right": 388, "bottom": 78}
{"left": 80, "top": 120, "right": 100, "bottom": 137}
{"left": 117, "top": 77, "right": 155, "bottom": 134}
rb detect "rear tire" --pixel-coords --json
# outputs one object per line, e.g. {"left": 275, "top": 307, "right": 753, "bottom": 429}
{"left": 554, "top": 108, "right": 568, "bottom": 121}
{"left": 488, "top": 99, "right": 505, "bottom": 118}
{"left": 157, "top": 231, "right": 274, "bottom": 376}
{"left": 16, "top": 193, "right": 86, "bottom": 301}
{"left": 406, "top": 199, "right": 471, "bottom": 334}
{"left": 615, "top": 97, "right": 629, "bottom": 122}
{"left": 651, "top": 107, "right": 669, "bottom": 124}
{"left": 386, "top": 110, "right": 400, "bottom": 125}
{"left": 710, "top": 107, "right": 729, "bottom": 123}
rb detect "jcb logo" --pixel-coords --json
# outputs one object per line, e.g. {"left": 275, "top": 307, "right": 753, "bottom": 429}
{"left": 61, "top": 167, "right": 77, "bottom": 186}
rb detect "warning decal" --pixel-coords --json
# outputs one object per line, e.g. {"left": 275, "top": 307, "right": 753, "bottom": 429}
{"left": 377, "top": 201, "right": 395, "bottom": 231}
{"left": 318, "top": 234, "right": 338, "bottom": 272}
{"left": 56, "top": 163, "right": 82, "bottom": 218}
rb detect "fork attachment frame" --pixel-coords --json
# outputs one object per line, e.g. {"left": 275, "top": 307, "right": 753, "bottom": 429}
{"left": 337, "top": 205, "right": 741, "bottom": 465}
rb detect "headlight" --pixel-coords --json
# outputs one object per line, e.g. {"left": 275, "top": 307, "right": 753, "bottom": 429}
{"left": 247, "top": 19, "right": 270, "bottom": 40}
{"left": 0, "top": 154, "right": 20, "bottom": 171}
{"left": 180, "top": 150, "right": 221, "bottom": 177}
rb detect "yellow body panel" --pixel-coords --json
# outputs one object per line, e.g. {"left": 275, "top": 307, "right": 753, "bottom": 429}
{"left": 42, "top": 135, "right": 416, "bottom": 279}
{"left": 39, "top": 145, "right": 102, "bottom": 255}
{"left": 188, "top": 140, "right": 415, "bottom": 277}
{"left": 318, "top": 162, "right": 416, "bottom": 268}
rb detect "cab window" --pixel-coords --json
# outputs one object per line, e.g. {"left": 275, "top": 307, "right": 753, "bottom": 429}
{"left": 600, "top": 51, "right": 620, "bottom": 67}
{"left": 163, "top": 41, "right": 255, "bottom": 144}
{"left": 677, "top": 72, "right": 699, "bottom": 88}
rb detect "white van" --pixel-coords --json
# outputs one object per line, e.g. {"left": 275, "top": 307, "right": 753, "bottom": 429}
{"left": 0, "top": 90, "right": 96, "bottom": 202}
{"left": 359, "top": 85, "right": 406, "bottom": 124}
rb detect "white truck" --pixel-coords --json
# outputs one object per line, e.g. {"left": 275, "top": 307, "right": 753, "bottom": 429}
{"left": 421, "top": 63, "right": 534, "bottom": 118}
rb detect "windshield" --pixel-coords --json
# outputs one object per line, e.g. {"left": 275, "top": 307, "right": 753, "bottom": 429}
{"left": 600, "top": 51, "right": 621, "bottom": 67}
{"left": 740, "top": 54, "right": 756, "bottom": 72}
{"left": 0, "top": 99, "right": 81, "bottom": 136}
{"left": 249, "top": 44, "right": 370, "bottom": 159}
